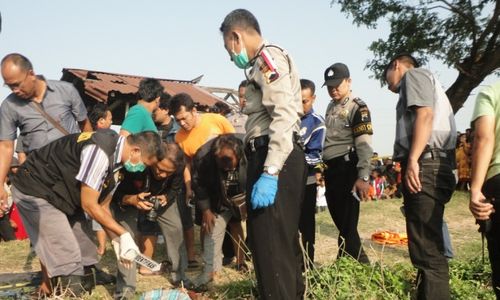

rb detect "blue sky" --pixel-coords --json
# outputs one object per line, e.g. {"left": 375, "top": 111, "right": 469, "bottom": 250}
{"left": 1, "top": 1, "right": 497, "bottom": 155}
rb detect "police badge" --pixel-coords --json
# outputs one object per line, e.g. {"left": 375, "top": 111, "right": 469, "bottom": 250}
{"left": 340, "top": 109, "right": 349, "bottom": 119}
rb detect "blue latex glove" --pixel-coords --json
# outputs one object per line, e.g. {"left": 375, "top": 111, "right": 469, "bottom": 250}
{"left": 251, "top": 173, "right": 278, "bottom": 209}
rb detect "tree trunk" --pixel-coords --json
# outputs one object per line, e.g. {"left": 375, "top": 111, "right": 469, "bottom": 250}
{"left": 447, "top": 49, "right": 500, "bottom": 114}
{"left": 446, "top": 73, "right": 484, "bottom": 114}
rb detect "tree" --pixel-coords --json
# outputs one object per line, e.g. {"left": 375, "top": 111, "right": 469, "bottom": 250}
{"left": 331, "top": 0, "right": 499, "bottom": 113}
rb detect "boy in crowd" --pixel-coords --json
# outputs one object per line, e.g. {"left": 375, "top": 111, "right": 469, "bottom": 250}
{"left": 298, "top": 79, "right": 325, "bottom": 265}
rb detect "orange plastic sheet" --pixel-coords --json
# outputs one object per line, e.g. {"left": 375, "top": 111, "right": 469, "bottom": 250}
{"left": 371, "top": 231, "right": 408, "bottom": 246}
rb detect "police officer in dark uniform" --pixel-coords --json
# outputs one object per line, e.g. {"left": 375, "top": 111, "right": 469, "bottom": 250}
{"left": 322, "top": 63, "right": 373, "bottom": 264}
{"left": 220, "top": 9, "right": 307, "bottom": 300}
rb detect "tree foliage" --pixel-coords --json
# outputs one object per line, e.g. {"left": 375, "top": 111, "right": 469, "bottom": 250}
{"left": 331, "top": 0, "right": 500, "bottom": 112}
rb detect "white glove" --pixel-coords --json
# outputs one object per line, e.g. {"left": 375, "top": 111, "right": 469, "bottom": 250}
{"left": 119, "top": 232, "right": 139, "bottom": 262}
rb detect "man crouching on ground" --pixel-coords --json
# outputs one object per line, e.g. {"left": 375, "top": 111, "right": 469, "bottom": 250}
{"left": 10, "top": 130, "right": 163, "bottom": 297}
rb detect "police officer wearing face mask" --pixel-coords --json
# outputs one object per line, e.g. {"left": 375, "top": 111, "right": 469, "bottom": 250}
{"left": 322, "top": 63, "right": 373, "bottom": 264}
{"left": 10, "top": 130, "right": 163, "bottom": 297}
{"left": 220, "top": 9, "right": 307, "bottom": 300}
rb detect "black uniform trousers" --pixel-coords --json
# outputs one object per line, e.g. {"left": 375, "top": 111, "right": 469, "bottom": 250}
{"left": 482, "top": 174, "right": 500, "bottom": 299}
{"left": 298, "top": 182, "right": 317, "bottom": 265}
{"left": 401, "top": 156, "right": 455, "bottom": 300}
{"left": 246, "top": 140, "right": 307, "bottom": 300}
{"left": 324, "top": 153, "right": 369, "bottom": 263}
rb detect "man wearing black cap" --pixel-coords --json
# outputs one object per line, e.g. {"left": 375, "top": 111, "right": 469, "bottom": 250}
{"left": 385, "top": 54, "right": 456, "bottom": 300}
{"left": 322, "top": 62, "right": 372, "bottom": 264}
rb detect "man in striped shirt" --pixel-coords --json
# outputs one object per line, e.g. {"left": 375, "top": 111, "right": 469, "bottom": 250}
{"left": 10, "top": 130, "right": 163, "bottom": 297}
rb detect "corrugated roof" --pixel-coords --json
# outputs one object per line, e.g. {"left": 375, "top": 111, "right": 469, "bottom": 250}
{"left": 62, "top": 68, "right": 221, "bottom": 106}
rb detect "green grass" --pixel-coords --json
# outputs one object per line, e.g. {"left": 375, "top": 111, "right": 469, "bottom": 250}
{"left": 0, "top": 191, "right": 495, "bottom": 299}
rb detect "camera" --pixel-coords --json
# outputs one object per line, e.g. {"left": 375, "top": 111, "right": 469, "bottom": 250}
{"left": 144, "top": 196, "right": 162, "bottom": 222}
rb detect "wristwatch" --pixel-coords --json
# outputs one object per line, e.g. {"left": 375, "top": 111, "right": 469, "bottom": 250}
{"left": 264, "top": 165, "right": 280, "bottom": 176}
{"left": 360, "top": 176, "right": 369, "bottom": 182}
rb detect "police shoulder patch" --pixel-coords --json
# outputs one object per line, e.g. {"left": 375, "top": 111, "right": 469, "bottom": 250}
{"left": 353, "top": 97, "right": 367, "bottom": 107}
{"left": 353, "top": 123, "right": 373, "bottom": 136}
{"left": 259, "top": 48, "right": 280, "bottom": 84}
{"left": 77, "top": 132, "right": 94, "bottom": 143}
{"left": 353, "top": 97, "right": 371, "bottom": 123}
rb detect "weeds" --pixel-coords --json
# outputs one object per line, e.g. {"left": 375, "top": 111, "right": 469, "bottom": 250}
{"left": 208, "top": 256, "right": 495, "bottom": 300}
{"left": 305, "top": 257, "right": 413, "bottom": 300}
{"left": 305, "top": 256, "right": 495, "bottom": 300}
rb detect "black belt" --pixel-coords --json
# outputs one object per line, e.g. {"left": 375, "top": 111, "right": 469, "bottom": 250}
{"left": 420, "top": 149, "right": 449, "bottom": 160}
{"left": 246, "top": 133, "right": 302, "bottom": 153}
{"left": 326, "top": 148, "right": 357, "bottom": 165}
{"left": 246, "top": 135, "right": 270, "bottom": 153}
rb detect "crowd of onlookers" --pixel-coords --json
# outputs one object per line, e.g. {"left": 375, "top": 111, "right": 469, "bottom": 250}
{"left": 354, "top": 129, "right": 473, "bottom": 203}
{"left": 0, "top": 127, "right": 476, "bottom": 242}
{"left": 0, "top": 128, "right": 476, "bottom": 243}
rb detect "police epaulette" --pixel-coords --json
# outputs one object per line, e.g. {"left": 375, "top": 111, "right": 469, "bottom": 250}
{"left": 259, "top": 48, "right": 280, "bottom": 84}
{"left": 265, "top": 44, "right": 285, "bottom": 53}
{"left": 353, "top": 97, "right": 367, "bottom": 107}
{"left": 264, "top": 44, "right": 292, "bottom": 74}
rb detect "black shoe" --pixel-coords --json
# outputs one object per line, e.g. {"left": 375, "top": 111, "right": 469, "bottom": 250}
{"left": 83, "top": 266, "right": 96, "bottom": 292}
{"left": 160, "top": 260, "right": 173, "bottom": 274}
{"left": 191, "top": 283, "right": 209, "bottom": 293}
{"left": 222, "top": 256, "right": 234, "bottom": 266}
{"left": 171, "top": 278, "right": 194, "bottom": 289}
{"left": 95, "top": 267, "right": 116, "bottom": 285}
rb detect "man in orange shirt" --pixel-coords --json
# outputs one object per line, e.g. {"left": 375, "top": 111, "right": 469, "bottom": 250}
{"left": 173, "top": 93, "right": 235, "bottom": 158}
{"left": 170, "top": 93, "right": 236, "bottom": 273}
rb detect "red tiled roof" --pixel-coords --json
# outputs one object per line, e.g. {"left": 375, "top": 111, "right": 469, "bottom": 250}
{"left": 62, "top": 68, "right": 221, "bottom": 106}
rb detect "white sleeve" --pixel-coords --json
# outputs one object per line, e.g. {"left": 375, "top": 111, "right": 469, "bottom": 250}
{"left": 75, "top": 145, "right": 110, "bottom": 191}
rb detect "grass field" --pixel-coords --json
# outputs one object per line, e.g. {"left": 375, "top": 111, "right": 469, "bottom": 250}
{"left": 0, "top": 191, "right": 494, "bottom": 299}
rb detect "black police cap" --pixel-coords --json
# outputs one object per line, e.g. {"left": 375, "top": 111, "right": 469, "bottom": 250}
{"left": 322, "top": 63, "right": 350, "bottom": 88}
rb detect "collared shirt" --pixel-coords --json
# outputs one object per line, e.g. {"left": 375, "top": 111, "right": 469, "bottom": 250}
{"left": 300, "top": 108, "right": 326, "bottom": 166}
{"left": 175, "top": 113, "right": 235, "bottom": 159}
{"left": 226, "top": 111, "right": 248, "bottom": 134}
{"left": 157, "top": 118, "right": 180, "bottom": 143}
{"left": 323, "top": 96, "right": 373, "bottom": 157}
{"left": 75, "top": 136, "right": 124, "bottom": 192}
{"left": 113, "top": 167, "right": 184, "bottom": 210}
{"left": 471, "top": 81, "right": 500, "bottom": 180}
{"left": 191, "top": 136, "right": 246, "bottom": 213}
{"left": 393, "top": 68, "right": 456, "bottom": 161}
{"left": 120, "top": 104, "right": 158, "bottom": 134}
{"left": 323, "top": 96, "right": 374, "bottom": 178}
{"left": 244, "top": 42, "right": 302, "bottom": 170}
{"left": 300, "top": 109, "right": 326, "bottom": 184}
{"left": 0, "top": 78, "right": 88, "bottom": 152}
